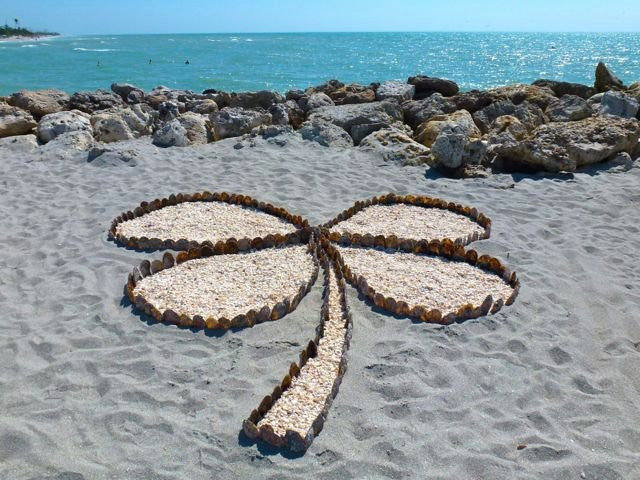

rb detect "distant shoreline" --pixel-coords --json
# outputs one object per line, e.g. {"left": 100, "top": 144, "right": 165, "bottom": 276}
{"left": 0, "top": 34, "right": 59, "bottom": 42}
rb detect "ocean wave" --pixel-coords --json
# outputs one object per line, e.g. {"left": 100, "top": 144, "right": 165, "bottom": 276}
{"left": 21, "top": 44, "right": 38, "bottom": 48}
{"left": 73, "top": 47, "right": 119, "bottom": 52}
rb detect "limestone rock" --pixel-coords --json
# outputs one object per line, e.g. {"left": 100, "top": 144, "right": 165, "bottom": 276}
{"left": 157, "top": 101, "right": 180, "bottom": 122}
{"left": 487, "top": 84, "right": 556, "bottom": 109}
{"left": 91, "top": 104, "right": 156, "bottom": 142}
{"left": 209, "top": 108, "right": 272, "bottom": 140}
{"left": 229, "top": 90, "right": 285, "bottom": 110}
{"left": 0, "top": 104, "right": 37, "bottom": 138}
{"left": 595, "top": 62, "right": 624, "bottom": 93}
{"left": 7, "top": 89, "right": 70, "bottom": 120}
{"left": 375, "top": 81, "right": 415, "bottom": 102}
{"left": 268, "top": 103, "right": 289, "bottom": 126}
{"left": 298, "top": 119, "right": 354, "bottom": 148}
{"left": 307, "top": 101, "right": 404, "bottom": 144}
{"left": 41, "top": 130, "right": 95, "bottom": 152}
{"left": 407, "top": 75, "right": 459, "bottom": 99}
{"left": 284, "top": 100, "right": 305, "bottom": 129}
{"left": 473, "top": 100, "right": 546, "bottom": 134}
{"left": 110, "top": 83, "right": 145, "bottom": 104}
{"left": 402, "top": 93, "right": 457, "bottom": 129}
{"left": 359, "top": 127, "right": 430, "bottom": 165}
{"left": 69, "top": 90, "right": 125, "bottom": 113}
{"left": 593, "top": 91, "right": 639, "bottom": 119}
{"left": 0, "top": 133, "right": 38, "bottom": 152}
{"left": 545, "top": 95, "right": 593, "bottom": 122}
{"left": 532, "top": 79, "right": 595, "bottom": 99}
{"left": 492, "top": 115, "right": 640, "bottom": 172}
{"left": 449, "top": 90, "right": 493, "bottom": 114}
{"left": 186, "top": 98, "right": 219, "bottom": 114}
{"left": 37, "top": 110, "right": 92, "bottom": 143}
{"left": 415, "top": 110, "right": 480, "bottom": 147}
{"left": 329, "top": 83, "right": 376, "bottom": 105}
{"left": 152, "top": 112, "right": 210, "bottom": 147}
{"left": 305, "top": 92, "right": 335, "bottom": 111}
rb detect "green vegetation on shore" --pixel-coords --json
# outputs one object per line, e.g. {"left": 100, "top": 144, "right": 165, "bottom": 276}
{"left": 0, "top": 19, "right": 58, "bottom": 38}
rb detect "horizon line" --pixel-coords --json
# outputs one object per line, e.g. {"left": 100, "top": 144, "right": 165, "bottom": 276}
{"left": 57, "top": 30, "right": 640, "bottom": 36}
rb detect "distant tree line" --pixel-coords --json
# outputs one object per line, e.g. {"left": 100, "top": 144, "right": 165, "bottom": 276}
{"left": 0, "top": 19, "right": 58, "bottom": 37}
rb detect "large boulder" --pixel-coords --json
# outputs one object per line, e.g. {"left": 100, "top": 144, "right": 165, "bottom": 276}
{"left": 408, "top": 75, "right": 459, "bottom": 99}
{"left": 298, "top": 119, "right": 354, "bottom": 148}
{"left": 590, "top": 91, "right": 639, "bottom": 119}
{"left": 545, "top": 95, "right": 593, "bottom": 122}
{"left": 595, "top": 62, "right": 624, "bottom": 93}
{"left": 228, "top": 90, "right": 285, "bottom": 110}
{"left": 284, "top": 100, "right": 305, "bottom": 129}
{"left": 152, "top": 113, "right": 210, "bottom": 147}
{"left": 0, "top": 104, "right": 37, "bottom": 138}
{"left": 402, "top": 93, "right": 457, "bottom": 129}
{"left": 375, "top": 81, "right": 415, "bottom": 102}
{"left": 329, "top": 83, "right": 376, "bottom": 105}
{"left": 0, "top": 134, "right": 38, "bottom": 152}
{"left": 359, "top": 127, "right": 430, "bottom": 166}
{"left": 492, "top": 115, "right": 640, "bottom": 172}
{"left": 7, "top": 89, "right": 69, "bottom": 120}
{"left": 209, "top": 108, "right": 271, "bottom": 140}
{"left": 91, "top": 104, "right": 156, "bottom": 142}
{"left": 307, "top": 101, "right": 404, "bottom": 144}
{"left": 185, "top": 98, "right": 219, "bottom": 114}
{"left": 415, "top": 110, "right": 480, "bottom": 147}
{"left": 304, "top": 92, "right": 335, "bottom": 111}
{"left": 268, "top": 103, "right": 289, "bottom": 126}
{"left": 41, "top": 130, "right": 95, "bottom": 152}
{"left": 473, "top": 100, "right": 546, "bottom": 134}
{"left": 69, "top": 90, "right": 125, "bottom": 113}
{"left": 449, "top": 90, "right": 493, "bottom": 114}
{"left": 157, "top": 101, "right": 180, "bottom": 122}
{"left": 532, "top": 79, "right": 595, "bottom": 99}
{"left": 110, "top": 83, "right": 145, "bottom": 104}
{"left": 487, "top": 84, "right": 556, "bottom": 109}
{"left": 36, "top": 110, "right": 92, "bottom": 143}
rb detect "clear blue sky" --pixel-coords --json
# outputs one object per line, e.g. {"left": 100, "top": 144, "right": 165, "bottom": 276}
{"left": 2, "top": 0, "right": 639, "bottom": 34}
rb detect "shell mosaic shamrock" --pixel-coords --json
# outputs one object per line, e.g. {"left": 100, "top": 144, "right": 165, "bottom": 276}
{"left": 108, "top": 191, "right": 519, "bottom": 452}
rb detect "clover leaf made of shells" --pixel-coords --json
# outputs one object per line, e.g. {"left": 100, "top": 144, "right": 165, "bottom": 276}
{"left": 108, "top": 191, "right": 519, "bottom": 452}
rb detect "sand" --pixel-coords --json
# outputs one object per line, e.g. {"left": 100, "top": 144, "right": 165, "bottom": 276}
{"left": 0, "top": 131, "right": 639, "bottom": 479}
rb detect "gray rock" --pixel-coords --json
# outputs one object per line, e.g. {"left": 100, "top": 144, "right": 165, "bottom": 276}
{"left": 305, "top": 92, "right": 335, "bottom": 111}
{"left": 7, "top": 89, "right": 70, "bottom": 120}
{"left": 284, "top": 100, "right": 305, "bottom": 129}
{"left": 228, "top": 90, "right": 284, "bottom": 110}
{"left": 430, "top": 126, "right": 487, "bottom": 170}
{"left": 487, "top": 84, "right": 557, "bottom": 109}
{"left": 0, "top": 133, "right": 38, "bottom": 152}
{"left": 407, "top": 75, "right": 459, "bottom": 99}
{"left": 37, "top": 110, "right": 92, "bottom": 143}
{"left": 595, "top": 91, "right": 639, "bottom": 119}
{"left": 152, "top": 112, "right": 210, "bottom": 147}
{"left": 600, "top": 151, "right": 634, "bottom": 172}
{"left": 359, "top": 127, "right": 430, "bottom": 165}
{"left": 209, "top": 108, "right": 272, "bottom": 140}
{"left": 91, "top": 105, "right": 156, "bottom": 142}
{"left": 41, "top": 130, "right": 95, "bottom": 152}
{"left": 402, "top": 93, "right": 457, "bottom": 129}
{"left": 308, "top": 101, "right": 404, "bottom": 144}
{"left": 186, "top": 98, "right": 219, "bottom": 114}
{"left": 87, "top": 146, "right": 138, "bottom": 167}
{"left": 449, "top": 90, "right": 493, "bottom": 113}
{"left": 298, "top": 119, "right": 354, "bottom": 148}
{"left": 492, "top": 115, "right": 640, "bottom": 172}
{"left": 415, "top": 110, "right": 480, "bottom": 147}
{"left": 532, "top": 79, "right": 595, "bottom": 99}
{"left": 375, "top": 81, "right": 415, "bottom": 102}
{"left": 595, "top": 62, "right": 624, "bottom": 93}
{"left": 68, "top": 90, "right": 125, "bottom": 113}
{"left": 110, "top": 83, "right": 145, "bottom": 104}
{"left": 308, "top": 80, "right": 376, "bottom": 105}
{"left": 268, "top": 103, "right": 289, "bottom": 126}
{"left": 545, "top": 95, "right": 593, "bottom": 122}
{"left": 473, "top": 100, "right": 546, "bottom": 134}
{"left": 158, "top": 101, "right": 180, "bottom": 122}
{"left": 0, "top": 104, "right": 37, "bottom": 138}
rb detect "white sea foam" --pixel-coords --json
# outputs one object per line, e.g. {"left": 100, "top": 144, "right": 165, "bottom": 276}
{"left": 73, "top": 47, "right": 118, "bottom": 52}
{"left": 21, "top": 44, "right": 38, "bottom": 48}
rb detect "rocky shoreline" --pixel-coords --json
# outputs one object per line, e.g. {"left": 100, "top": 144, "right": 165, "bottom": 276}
{"left": 1, "top": 62, "right": 639, "bottom": 177}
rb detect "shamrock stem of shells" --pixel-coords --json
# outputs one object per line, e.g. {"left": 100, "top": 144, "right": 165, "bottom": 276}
{"left": 113, "top": 192, "right": 519, "bottom": 452}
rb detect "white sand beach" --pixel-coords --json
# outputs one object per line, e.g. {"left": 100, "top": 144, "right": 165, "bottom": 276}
{"left": 0, "top": 132, "right": 639, "bottom": 479}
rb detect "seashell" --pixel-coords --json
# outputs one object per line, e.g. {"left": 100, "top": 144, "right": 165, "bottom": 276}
{"left": 250, "top": 237, "right": 264, "bottom": 250}
{"left": 218, "top": 317, "right": 231, "bottom": 329}
{"left": 213, "top": 241, "right": 226, "bottom": 255}
{"left": 242, "top": 419, "right": 259, "bottom": 439}
{"left": 125, "top": 211, "right": 135, "bottom": 220}
{"left": 274, "top": 234, "right": 287, "bottom": 246}
{"left": 506, "top": 285, "right": 519, "bottom": 305}
{"left": 271, "top": 384, "right": 282, "bottom": 402}
{"left": 139, "top": 260, "right": 151, "bottom": 277}
{"left": 263, "top": 235, "right": 275, "bottom": 248}
{"left": 162, "top": 252, "right": 175, "bottom": 268}
{"left": 132, "top": 267, "right": 143, "bottom": 283}
{"left": 205, "top": 317, "right": 218, "bottom": 329}
{"left": 199, "top": 244, "right": 214, "bottom": 257}
{"left": 488, "top": 257, "right": 502, "bottom": 274}
{"left": 328, "top": 231, "right": 340, "bottom": 242}
{"left": 299, "top": 349, "right": 308, "bottom": 366}
{"left": 149, "top": 238, "right": 163, "bottom": 250}
{"left": 270, "top": 301, "right": 287, "bottom": 320}
{"left": 231, "top": 314, "right": 247, "bottom": 328}
{"left": 179, "top": 314, "right": 192, "bottom": 327}
{"left": 441, "top": 239, "right": 454, "bottom": 258}
{"left": 162, "top": 309, "right": 180, "bottom": 325}
{"left": 411, "top": 305, "right": 428, "bottom": 321}
{"left": 453, "top": 245, "right": 466, "bottom": 261}
{"left": 490, "top": 298, "right": 504, "bottom": 314}
{"left": 259, "top": 424, "right": 286, "bottom": 448}
{"left": 176, "top": 251, "right": 189, "bottom": 264}
{"left": 281, "top": 374, "right": 292, "bottom": 390}
{"left": 161, "top": 240, "right": 174, "bottom": 250}
{"left": 175, "top": 238, "right": 189, "bottom": 250}
{"left": 441, "top": 312, "right": 457, "bottom": 324}
{"left": 456, "top": 303, "right": 474, "bottom": 319}
{"left": 134, "top": 295, "right": 147, "bottom": 311}
{"left": 480, "top": 295, "right": 493, "bottom": 315}
{"left": 137, "top": 237, "right": 150, "bottom": 250}
{"left": 237, "top": 238, "right": 250, "bottom": 251}
{"left": 127, "top": 237, "right": 138, "bottom": 248}
{"left": 151, "top": 199, "right": 162, "bottom": 210}
{"left": 404, "top": 194, "right": 416, "bottom": 204}
{"left": 150, "top": 307, "right": 162, "bottom": 321}
{"left": 289, "top": 362, "right": 300, "bottom": 378}
{"left": 258, "top": 395, "right": 272, "bottom": 415}
{"left": 427, "top": 309, "right": 442, "bottom": 323}
{"left": 361, "top": 233, "right": 374, "bottom": 247}
{"left": 219, "top": 192, "right": 230, "bottom": 202}
{"left": 465, "top": 249, "right": 478, "bottom": 264}
{"left": 160, "top": 198, "right": 169, "bottom": 208}
{"left": 385, "top": 234, "right": 399, "bottom": 249}
{"left": 150, "top": 259, "right": 163, "bottom": 274}
{"left": 395, "top": 300, "right": 410, "bottom": 316}
{"left": 384, "top": 296, "right": 397, "bottom": 313}
{"left": 168, "top": 194, "right": 177, "bottom": 206}
{"left": 509, "top": 271, "right": 518, "bottom": 286}
{"left": 133, "top": 206, "right": 144, "bottom": 217}
{"left": 373, "top": 235, "right": 386, "bottom": 248}
{"left": 373, "top": 293, "right": 386, "bottom": 309}
{"left": 427, "top": 240, "right": 440, "bottom": 255}
{"left": 225, "top": 238, "right": 239, "bottom": 254}
{"left": 192, "top": 315, "right": 206, "bottom": 329}
{"left": 477, "top": 255, "right": 492, "bottom": 269}
{"left": 191, "top": 192, "right": 202, "bottom": 201}
{"left": 257, "top": 305, "right": 271, "bottom": 324}
{"left": 245, "top": 309, "right": 257, "bottom": 327}
{"left": 307, "top": 340, "right": 318, "bottom": 358}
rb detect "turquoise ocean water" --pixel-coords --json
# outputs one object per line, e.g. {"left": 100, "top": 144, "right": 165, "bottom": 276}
{"left": 1, "top": 32, "right": 639, "bottom": 95}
